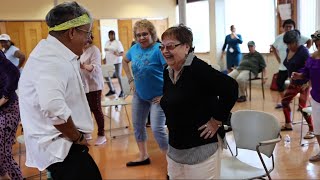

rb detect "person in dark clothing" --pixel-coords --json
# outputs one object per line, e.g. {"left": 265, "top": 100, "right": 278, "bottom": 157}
{"left": 160, "top": 24, "right": 238, "bottom": 179}
{"left": 0, "top": 50, "right": 23, "bottom": 180}
{"left": 280, "top": 30, "right": 314, "bottom": 140}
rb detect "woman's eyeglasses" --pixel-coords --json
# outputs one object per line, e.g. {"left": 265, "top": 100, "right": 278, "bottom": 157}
{"left": 136, "top": 32, "right": 149, "bottom": 38}
{"left": 311, "top": 33, "right": 320, "bottom": 41}
{"left": 159, "top": 43, "right": 182, "bottom": 51}
{"left": 76, "top": 27, "right": 92, "bottom": 38}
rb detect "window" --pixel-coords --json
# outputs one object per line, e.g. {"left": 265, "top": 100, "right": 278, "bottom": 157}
{"left": 176, "top": 1, "right": 210, "bottom": 53}
{"left": 224, "top": 0, "right": 276, "bottom": 53}
{"left": 298, "top": 0, "right": 317, "bottom": 52}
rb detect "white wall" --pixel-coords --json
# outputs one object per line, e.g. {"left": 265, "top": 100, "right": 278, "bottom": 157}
{"left": 100, "top": 19, "right": 119, "bottom": 58}
{"left": 317, "top": 0, "right": 320, "bottom": 30}
{"left": 0, "top": 0, "right": 176, "bottom": 26}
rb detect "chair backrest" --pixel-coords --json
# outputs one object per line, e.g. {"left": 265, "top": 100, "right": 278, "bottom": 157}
{"left": 120, "top": 76, "right": 131, "bottom": 98}
{"left": 231, "top": 110, "right": 280, "bottom": 157}
{"left": 101, "top": 64, "right": 115, "bottom": 78}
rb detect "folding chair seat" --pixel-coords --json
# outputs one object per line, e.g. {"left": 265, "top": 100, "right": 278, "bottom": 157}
{"left": 101, "top": 77, "right": 132, "bottom": 138}
{"left": 221, "top": 110, "right": 281, "bottom": 180}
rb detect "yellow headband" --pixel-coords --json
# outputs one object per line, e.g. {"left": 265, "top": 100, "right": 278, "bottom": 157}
{"left": 48, "top": 14, "right": 91, "bottom": 32}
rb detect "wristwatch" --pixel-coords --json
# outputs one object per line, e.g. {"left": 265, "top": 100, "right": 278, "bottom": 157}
{"left": 128, "top": 77, "right": 134, "bottom": 84}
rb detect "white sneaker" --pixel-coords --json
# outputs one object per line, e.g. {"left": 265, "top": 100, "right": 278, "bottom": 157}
{"left": 84, "top": 134, "right": 92, "bottom": 140}
{"left": 304, "top": 131, "right": 315, "bottom": 139}
{"left": 95, "top": 136, "right": 107, "bottom": 146}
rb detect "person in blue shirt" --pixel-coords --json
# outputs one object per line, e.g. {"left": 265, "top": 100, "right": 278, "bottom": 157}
{"left": 123, "top": 19, "right": 168, "bottom": 167}
{"left": 221, "top": 25, "right": 243, "bottom": 73}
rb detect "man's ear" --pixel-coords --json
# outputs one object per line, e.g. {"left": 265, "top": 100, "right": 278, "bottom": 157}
{"left": 68, "top": 28, "right": 76, "bottom": 40}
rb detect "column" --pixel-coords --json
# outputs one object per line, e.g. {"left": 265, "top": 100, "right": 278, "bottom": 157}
{"left": 178, "top": 0, "right": 187, "bottom": 25}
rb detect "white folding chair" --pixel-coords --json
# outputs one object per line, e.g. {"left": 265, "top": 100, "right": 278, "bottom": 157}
{"left": 101, "top": 76, "right": 132, "bottom": 138}
{"left": 221, "top": 110, "right": 281, "bottom": 180}
{"left": 101, "top": 64, "right": 115, "bottom": 83}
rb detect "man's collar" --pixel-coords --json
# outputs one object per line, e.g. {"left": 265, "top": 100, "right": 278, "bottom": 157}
{"left": 47, "top": 35, "right": 79, "bottom": 61}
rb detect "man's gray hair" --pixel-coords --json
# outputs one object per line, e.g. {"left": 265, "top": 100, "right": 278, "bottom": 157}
{"left": 45, "top": 1, "right": 92, "bottom": 29}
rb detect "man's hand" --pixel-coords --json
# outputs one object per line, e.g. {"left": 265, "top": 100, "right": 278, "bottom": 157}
{"left": 80, "top": 63, "right": 85, "bottom": 69}
{"left": 262, "top": 77, "right": 268, "bottom": 84}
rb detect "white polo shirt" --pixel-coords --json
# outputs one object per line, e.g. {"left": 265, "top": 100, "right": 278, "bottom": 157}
{"left": 18, "top": 35, "right": 94, "bottom": 171}
{"left": 4, "top": 45, "right": 19, "bottom": 67}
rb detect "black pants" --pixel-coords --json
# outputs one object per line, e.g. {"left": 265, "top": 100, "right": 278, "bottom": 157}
{"left": 276, "top": 70, "right": 288, "bottom": 92}
{"left": 47, "top": 144, "right": 102, "bottom": 180}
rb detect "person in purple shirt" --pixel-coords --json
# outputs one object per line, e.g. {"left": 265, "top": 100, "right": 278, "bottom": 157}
{"left": 280, "top": 30, "right": 314, "bottom": 140}
{"left": 0, "top": 50, "right": 22, "bottom": 180}
{"left": 292, "top": 30, "right": 320, "bottom": 162}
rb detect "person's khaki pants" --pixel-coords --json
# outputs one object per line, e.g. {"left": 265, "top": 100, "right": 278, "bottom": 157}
{"left": 167, "top": 148, "right": 221, "bottom": 179}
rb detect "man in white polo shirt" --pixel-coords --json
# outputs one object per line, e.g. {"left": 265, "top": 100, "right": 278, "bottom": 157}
{"left": 18, "top": 2, "right": 102, "bottom": 179}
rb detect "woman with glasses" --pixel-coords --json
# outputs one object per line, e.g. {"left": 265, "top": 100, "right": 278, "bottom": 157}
{"left": 280, "top": 30, "right": 314, "bottom": 139}
{"left": 122, "top": 19, "right": 168, "bottom": 167}
{"left": 292, "top": 30, "right": 320, "bottom": 161}
{"left": 0, "top": 50, "right": 23, "bottom": 180}
{"left": 160, "top": 24, "right": 238, "bottom": 179}
{"left": 221, "top": 25, "right": 243, "bottom": 73}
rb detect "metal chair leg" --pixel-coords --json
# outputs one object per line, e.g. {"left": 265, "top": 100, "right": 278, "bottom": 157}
{"left": 110, "top": 106, "right": 112, "bottom": 138}
{"left": 124, "top": 106, "right": 131, "bottom": 126}
{"left": 261, "top": 73, "right": 265, "bottom": 100}
{"left": 249, "top": 73, "right": 252, "bottom": 101}
{"left": 226, "top": 140, "right": 234, "bottom": 156}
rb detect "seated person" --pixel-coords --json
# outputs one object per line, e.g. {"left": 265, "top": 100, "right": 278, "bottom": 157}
{"left": 228, "top": 41, "right": 267, "bottom": 102}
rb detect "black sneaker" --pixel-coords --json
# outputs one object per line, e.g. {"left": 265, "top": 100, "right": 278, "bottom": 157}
{"left": 118, "top": 91, "right": 124, "bottom": 98}
{"left": 105, "top": 90, "right": 116, "bottom": 96}
{"left": 275, "top": 103, "right": 283, "bottom": 109}
{"left": 237, "top": 96, "right": 247, "bottom": 102}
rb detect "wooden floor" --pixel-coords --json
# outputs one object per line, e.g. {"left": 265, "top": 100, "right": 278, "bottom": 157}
{"left": 14, "top": 80, "right": 320, "bottom": 179}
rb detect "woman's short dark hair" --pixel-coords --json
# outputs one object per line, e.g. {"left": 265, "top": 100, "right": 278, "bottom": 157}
{"left": 282, "top": 19, "right": 296, "bottom": 29}
{"left": 283, "top": 30, "right": 300, "bottom": 44}
{"left": 230, "top": 25, "right": 235, "bottom": 31}
{"left": 108, "top": 30, "right": 115, "bottom": 35}
{"left": 161, "top": 24, "right": 194, "bottom": 53}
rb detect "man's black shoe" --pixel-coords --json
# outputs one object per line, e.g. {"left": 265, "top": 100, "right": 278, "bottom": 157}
{"left": 126, "top": 158, "right": 151, "bottom": 167}
{"left": 237, "top": 96, "right": 247, "bottom": 102}
{"left": 118, "top": 91, "right": 124, "bottom": 98}
{"left": 105, "top": 90, "right": 116, "bottom": 96}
